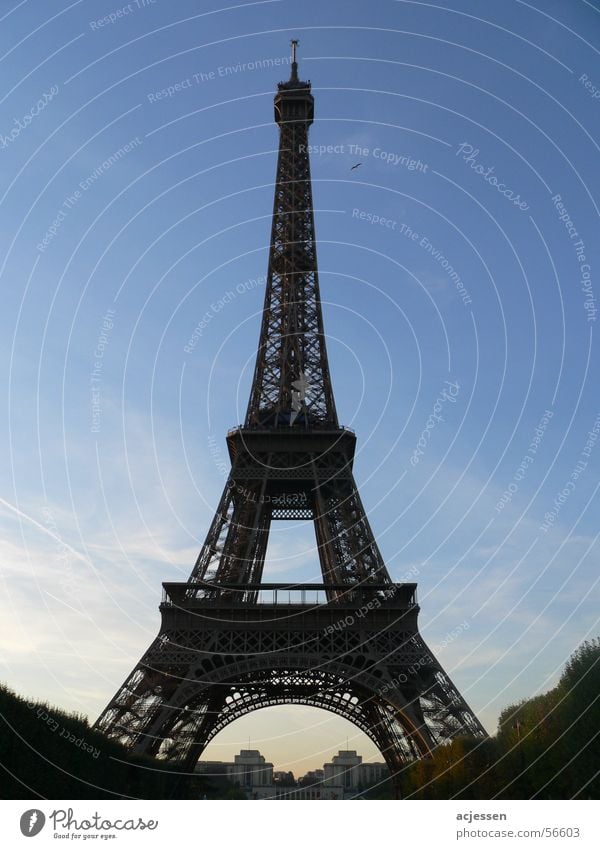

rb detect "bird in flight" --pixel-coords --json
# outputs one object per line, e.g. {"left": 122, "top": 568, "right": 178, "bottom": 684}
{"left": 350, "top": 162, "right": 362, "bottom": 170}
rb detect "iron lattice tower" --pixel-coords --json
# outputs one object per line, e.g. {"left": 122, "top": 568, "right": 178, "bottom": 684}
{"left": 95, "top": 43, "right": 486, "bottom": 793}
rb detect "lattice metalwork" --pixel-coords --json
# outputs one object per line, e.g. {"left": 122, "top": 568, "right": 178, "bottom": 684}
{"left": 94, "top": 598, "right": 484, "bottom": 779}
{"left": 245, "top": 52, "right": 337, "bottom": 429}
{"left": 187, "top": 431, "right": 392, "bottom": 596}
{"left": 94, "top": 45, "right": 487, "bottom": 797}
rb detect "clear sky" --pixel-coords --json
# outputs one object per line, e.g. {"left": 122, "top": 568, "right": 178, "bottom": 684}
{"left": 1, "top": 0, "right": 599, "bottom": 776}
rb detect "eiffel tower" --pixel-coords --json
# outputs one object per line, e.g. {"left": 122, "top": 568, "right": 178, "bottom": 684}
{"left": 94, "top": 42, "right": 486, "bottom": 794}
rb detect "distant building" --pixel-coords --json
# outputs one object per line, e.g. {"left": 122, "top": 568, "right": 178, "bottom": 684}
{"left": 230, "top": 749, "right": 274, "bottom": 790}
{"left": 298, "top": 768, "right": 324, "bottom": 787}
{"left": 194, "top": 760, "right": 230, "bottom": 778}
{"left": 357, "top": 760, "right": 389, "bottom": 789}
{"left": 274, "top": 770, "right": 296, "bottom": 787}
{"left": 196, "top": 749, "right": 275, "bottom": 798}
{"left": 272, "top": 784, "right": 345, "bottom": 800}
{"left": 196, "top": 748, "right": 388, "bottom": 799}
{"left": 285, "top": 750, "right": 388, "bottom": 799}
{"left": 322, "top": 749, "right": 388, "bottom": 794}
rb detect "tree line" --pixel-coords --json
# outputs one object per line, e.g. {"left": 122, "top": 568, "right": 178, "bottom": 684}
{"left": 1, "top": 638, "right": 597, "bottom": 799}
{"left": 395, "top": 638, "right": 599, "bottom": 799}
{"left": 0, "top": 685, "right": 238, "bottom": 799}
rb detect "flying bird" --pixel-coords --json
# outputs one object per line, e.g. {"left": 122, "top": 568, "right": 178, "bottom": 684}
{"left": 350, "top": 162, "right": 362, "bottom": 170}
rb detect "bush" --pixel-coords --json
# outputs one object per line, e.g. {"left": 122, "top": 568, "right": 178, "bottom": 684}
{"left": 0, "top": 684, "right": 203, "bottom": 799}
{"left": 400, "top": 639, "right": 600, "bottom": 799}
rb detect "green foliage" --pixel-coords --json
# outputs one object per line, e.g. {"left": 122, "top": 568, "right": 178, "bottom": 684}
{"left": 0, "top": 684, "right": 215, "bottom": 799}
{"left": 362, "top": 777, "right": 395, "bottom": 799}
{"left": 2, "top": 639, "right": 598, "bottom": 800}
{"left": 400, "top": 639, "right": 600, "bottom": 800}
{"left": 187, "top": 774, "right": 247, "bottom": 800}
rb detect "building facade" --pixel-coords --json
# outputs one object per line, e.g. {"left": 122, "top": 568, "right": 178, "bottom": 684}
{"left": 323, "top": 750, "right": 388, "bottom": 793}
{"left": 195, "top": 749, "right": 275, "bottom": 798}
{"left": 196, "top": 748, "right": 388, "bottom": 799}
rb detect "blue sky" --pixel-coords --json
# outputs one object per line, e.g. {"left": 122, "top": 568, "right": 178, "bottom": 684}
{"left": 1, "top": 0, "right": 599, "bottom": 776}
